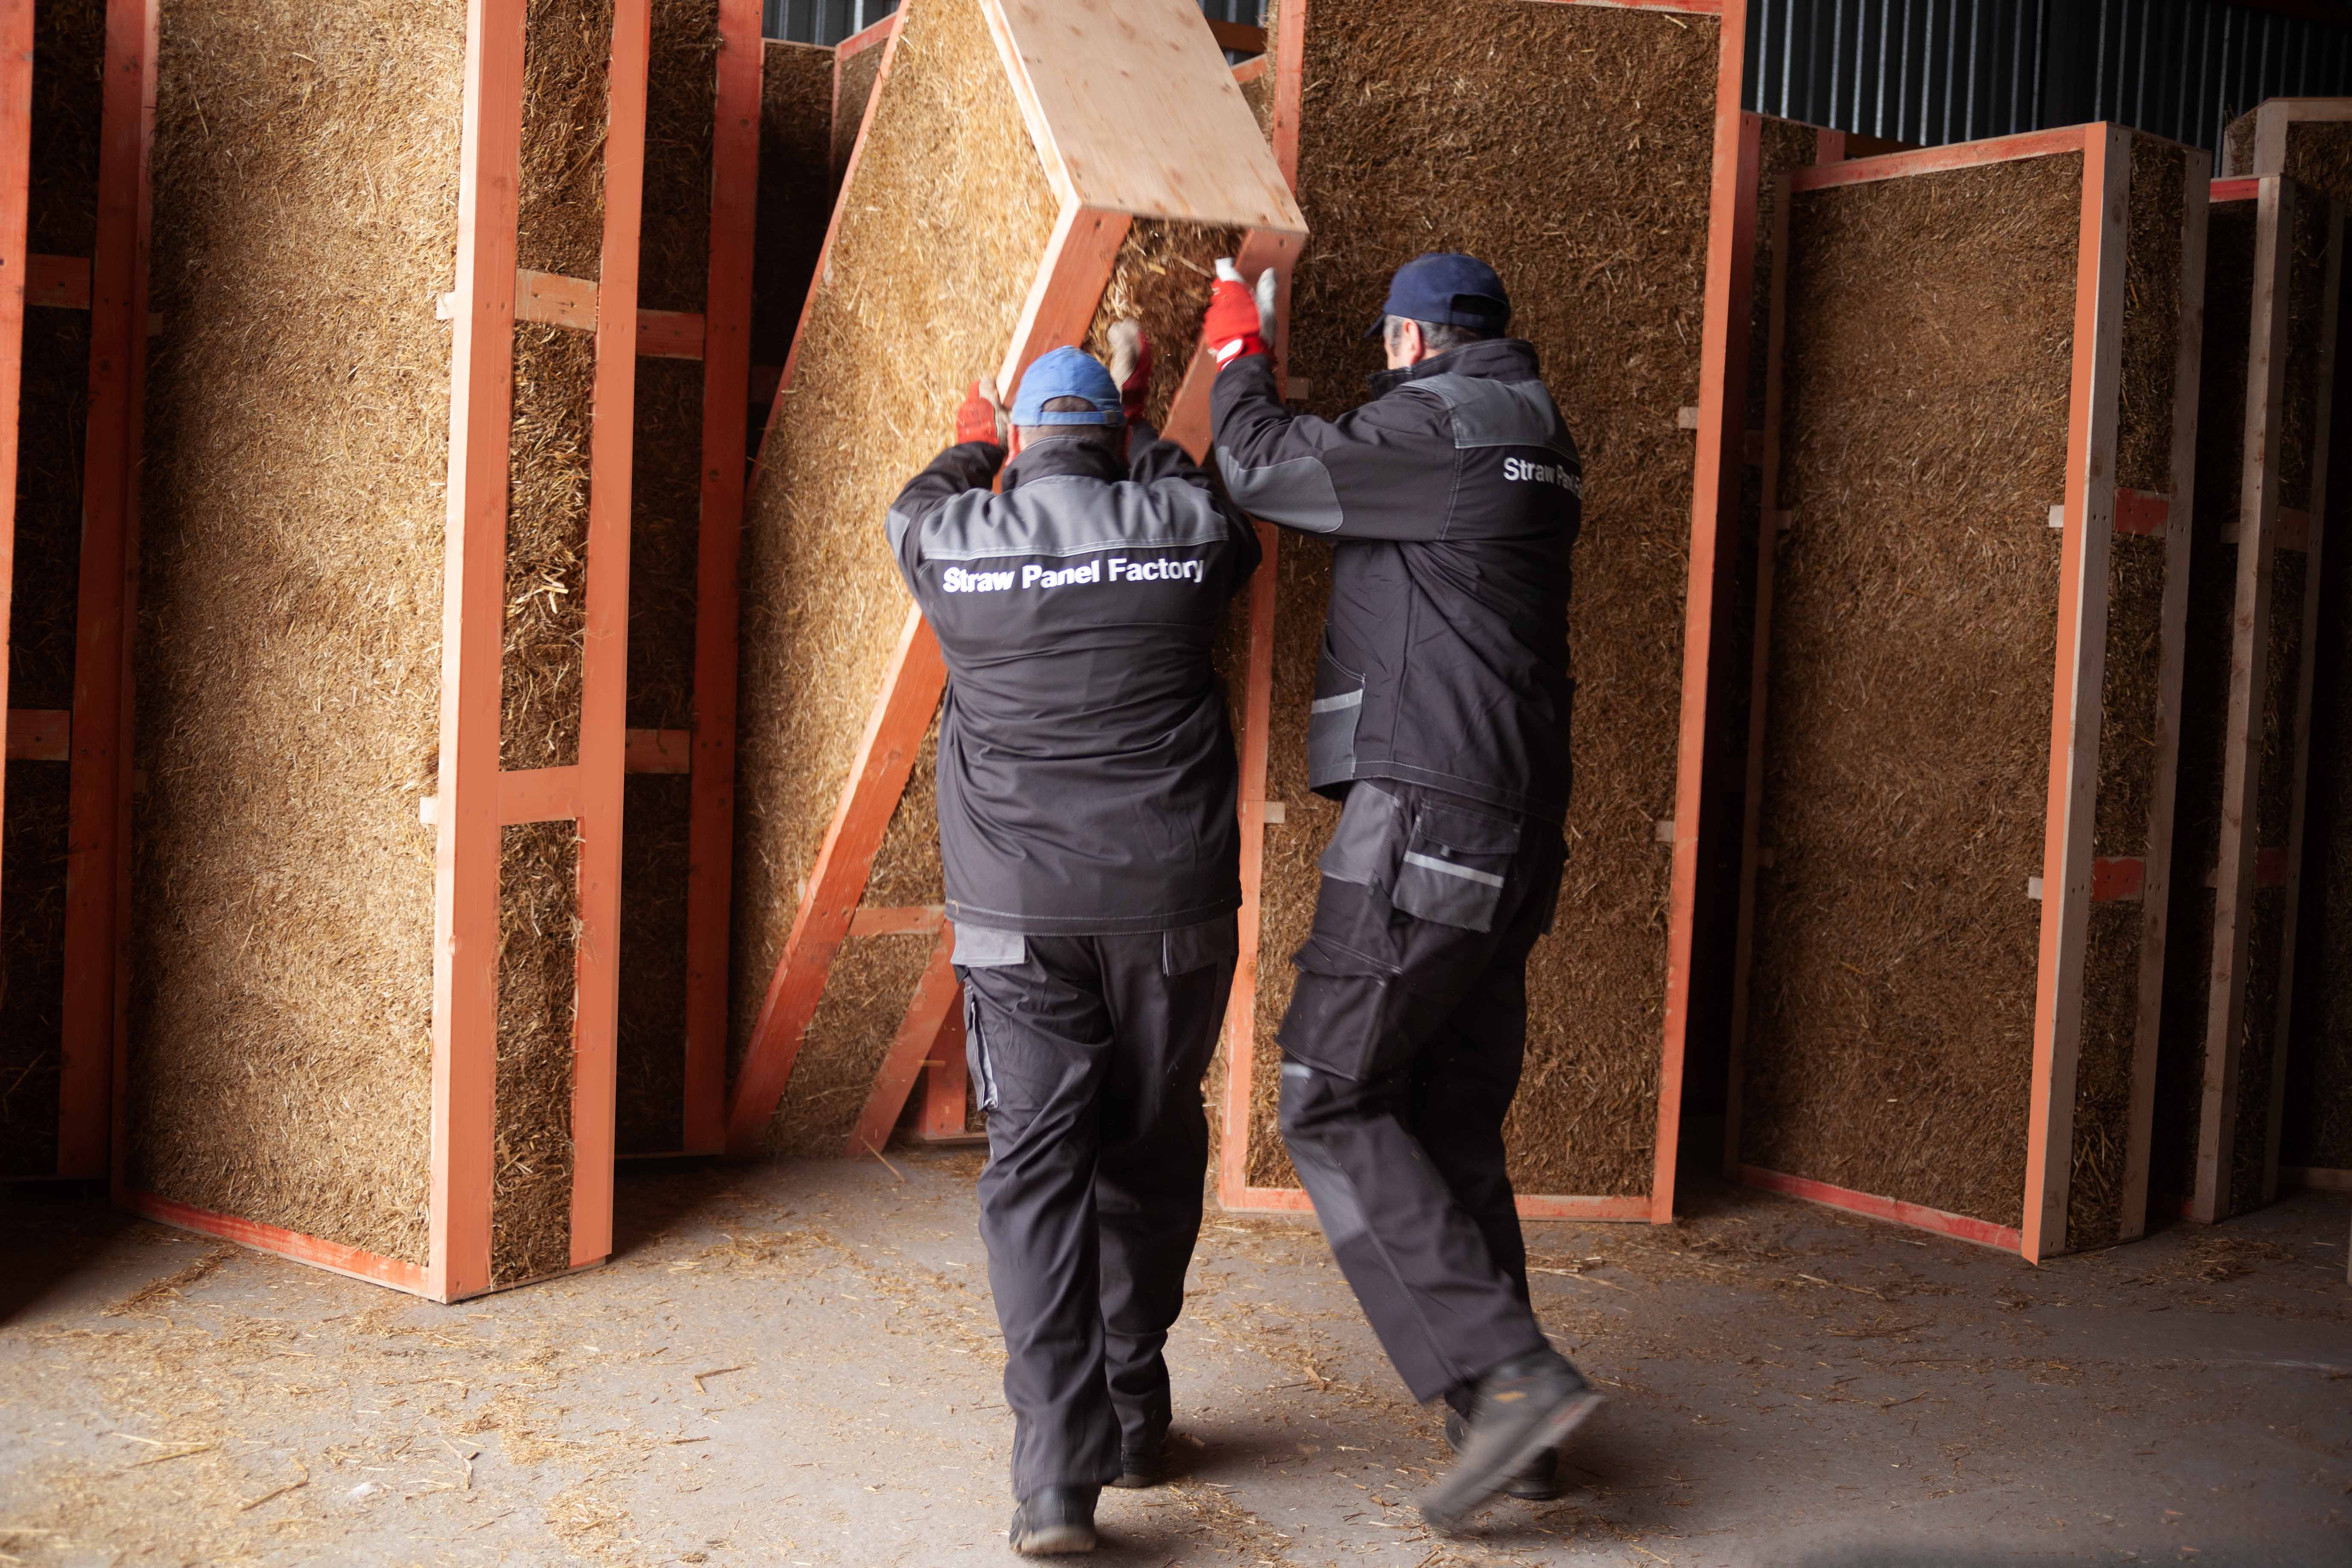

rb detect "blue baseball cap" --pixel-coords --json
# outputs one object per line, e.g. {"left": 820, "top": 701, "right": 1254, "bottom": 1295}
{"left": 1362, "top": 252, "right": 1512, "bottom": 339}
{"left": 1010, "top": 345, "right": 1123, "bottom": 426}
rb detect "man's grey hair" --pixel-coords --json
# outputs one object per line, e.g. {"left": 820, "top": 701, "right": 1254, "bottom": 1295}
{"left": 1384, "top": 314, "right": 1499, "bottom": 357}
{"left": 1015, "top": 393, "right": 1120, "bottom": 449}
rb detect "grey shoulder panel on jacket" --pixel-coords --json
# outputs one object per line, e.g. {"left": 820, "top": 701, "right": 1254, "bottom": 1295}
{"left": 917, "top": 476, "right": 1230, "bottom": 562}
{"left": 1214, "top": 447, "right": 1343, "bottom": 535}
{"left": 1408, "top": 374, "right": 1575, "bottom": 458}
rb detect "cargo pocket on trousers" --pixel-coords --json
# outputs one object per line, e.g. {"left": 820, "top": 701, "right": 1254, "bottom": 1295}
{"left": 962, "top": 989, "right": 1000, "bottom": 1113}
{"left": 1390, "top": 802, "right": 1520, "bottom": 933}
{"left": 1305, "top": 642, "right": 1364, "bottom": 791}
{"left": 1276, "top": 952, "right": 1409, "bottom": 1082}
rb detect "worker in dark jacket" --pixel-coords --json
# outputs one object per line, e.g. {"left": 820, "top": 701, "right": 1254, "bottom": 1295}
{"left": 886, "top": 338, "right": 1261, "bottom": 1557}
{"left": 1203, "top": 253, "right": 1597, "bottom": 1533}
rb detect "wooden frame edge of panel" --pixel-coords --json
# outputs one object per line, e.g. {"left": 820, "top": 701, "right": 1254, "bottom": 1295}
{"left": 1549, "top": 0, "right": 1725, "bottom": 14}
{"left": 106, "top": 0, "right": 160, "bottom": 1204}
{"left": 1219, "top": 1184, "right": 1656, "bottom": 1222}
{"left": 1791, "top": 126, "right": 2108, "bottom": 194}
{"left": 1217, "top": 0, "right": 1302, "bottom": 1213}
{"left": 1739, "top": 1167, "right": 2026, "bottom": 1254}
{"left": 835, "top": 9, "right": 896, "bottom": 63}
{"left": 721, "top": 199, "right": 1128, "bottom": 1157}
{"left": 1655, "top": 8, "right": 1754, "bottom": 1225}
{"left": 2121, "top": 152, "right": 2213, "bottom": 1241}
{"left": 2259, "top": 189, "right": 2343, "bottom": 1209}
{"left": 681, "top": 0, "right": 765, "bottom": 1155}
{"left": 565, "top": 0, "right": 653, "bottom": 1271}
{"left": 2193, "top": 174, "right": 2297, "bottom": 1227}
{"left": 429, "top": 0, "right": 528, "bottom": 1305}
{"left": 1722, "top": 160, "right": 1797, "bottom": 1183}
{"left": 133, "top": 1192, "right": 436, "bottom": 1299}
{"left": 62, "top": 0, "right": 156, "bottom": 1181}
{"left": 0, "top": 1, "right": 27, "bottom": 1165}
{"left": 2023, "top": 124, "right": 2128, "bottom": 1266}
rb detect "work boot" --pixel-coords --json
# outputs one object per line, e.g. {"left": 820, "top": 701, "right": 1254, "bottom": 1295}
{"left": 1443, "top": 1407, "right": 1561, "bottom": 1501}
{"left": 1420, "top": 1349, "right": 1601, "bottom": 1535}
{"left": 1007, "top": 1484, "right": 1099, "bottom": 1556}
{"left": 1108, "top": 1424, "right": 1166, "bottom": 1489}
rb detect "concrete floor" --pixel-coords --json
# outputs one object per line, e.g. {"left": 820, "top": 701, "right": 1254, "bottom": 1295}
{"left": 2, "top": 1154, "right": 2346, "bottom": 1567}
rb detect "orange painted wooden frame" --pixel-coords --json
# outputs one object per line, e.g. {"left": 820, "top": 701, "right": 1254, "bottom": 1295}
{"left": 0, "top": 0, "right": 28, "bottom": 1171}
{"left": 1739, "top": 1167, "right": 2025, "bottom": 1253}
{"left": 55, "top": 0, "right": 155, "bottom": 1183}
{"left": 1730, "top": 126, "right": 2209, "bottom": 1261}
{"left": 140, "top": 0, "right": 647, "bottom": 1300}
{"left": 1720, "top": 156, "right": 1797, "bottom": 1190}
{"left": 1212, "top": 0, "right": 1746, "bottom": 1222}
{"left": 677, "top": 0, "right": 765, "bottom": 1154}
{"left": 131, "top": 1192, "right": 431, "bottom": 1294}
{"left": 2190, "top": 177, "right": 2342, "bottom": 1224}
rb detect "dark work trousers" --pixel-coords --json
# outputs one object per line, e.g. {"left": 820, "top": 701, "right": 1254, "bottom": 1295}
{"left": 1275, "top": 780, "right": 1566, "bottom": 1409}
{"left": 960, "top": 917, "right": 1239, "bottom": 1498}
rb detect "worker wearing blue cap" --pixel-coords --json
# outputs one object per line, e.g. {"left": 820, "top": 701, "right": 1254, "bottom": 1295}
{"left": 1202, "top": 253, "right": 1592, "bottom": 1534}
{"left": 884, "top": 333, "right": 1262, "bottom": 1555}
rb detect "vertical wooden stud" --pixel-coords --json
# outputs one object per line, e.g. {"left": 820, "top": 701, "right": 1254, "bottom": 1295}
{"left": 2261, "top": 198, "right": 2343, "bottom": 1208}
{"left": 430, "top": 0, "right": 529, "bottom": 1303}
{"left": 680, "top": 0, "right": 765, "bottom": 1156}
{"left": 569, "top": 0, "right": 652, "bottom": 1268}
{"left": 2023, "top": 126, "right": 2130, "bottom": 1264}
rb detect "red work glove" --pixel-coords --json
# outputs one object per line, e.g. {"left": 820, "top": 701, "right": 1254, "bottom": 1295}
{"left": 1108, "top": 320, "right": 1153, "bottom": 424}
{"left": 1204, "top": 265, "right": 1267, "bottom": 367}
{"left": 953, "top": 377, "right": 1006, "bottom": 446}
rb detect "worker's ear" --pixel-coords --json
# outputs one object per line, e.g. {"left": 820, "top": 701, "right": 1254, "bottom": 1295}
{"left": 1386, "top": 316, "right": 1423, "bottom": 370}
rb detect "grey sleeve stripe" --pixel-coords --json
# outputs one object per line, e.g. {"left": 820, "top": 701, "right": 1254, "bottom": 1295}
{"left": 1308, "top": 689, "right": 1364, "bottom": 714}
{"left": 1215, "top": 447, "right": 1344, "bottom": 534}
{"left": 885, "top": 505, "right": 917, "bottom": 557}
{"left": 1401, "top": 850, "right": 1504, "bottom": 887}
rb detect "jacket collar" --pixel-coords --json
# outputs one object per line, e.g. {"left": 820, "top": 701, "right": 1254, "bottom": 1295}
{"left": 1002, "top": 434, "right": 1127, "bottom": 491}
{"left": 1368, "top": 336, "right": 1544, "bottom": 398}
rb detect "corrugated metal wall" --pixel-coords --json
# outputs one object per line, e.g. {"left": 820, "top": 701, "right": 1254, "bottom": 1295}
{"left": 1747, "top": 0, "right": 2352, "bottom": 157}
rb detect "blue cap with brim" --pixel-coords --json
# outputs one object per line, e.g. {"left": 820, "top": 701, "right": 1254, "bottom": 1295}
{"left": 1010, "top": 345, "right": 1123, "bottom": 425}
{"left": 1361, "top": 251, "right": 1512, "bottom": 340}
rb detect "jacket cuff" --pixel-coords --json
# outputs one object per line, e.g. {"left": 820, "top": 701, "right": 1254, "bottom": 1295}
{"left": 1211, "top": 334, "right": 1268, "bottom": 367}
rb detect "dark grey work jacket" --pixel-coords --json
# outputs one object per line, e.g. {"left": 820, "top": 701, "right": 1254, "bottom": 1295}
{"left": 1209, "top": 338, "right": 1579, "bottom": 822}
{"left": 885, "top": 430, "right": 1261, "bottom": 936}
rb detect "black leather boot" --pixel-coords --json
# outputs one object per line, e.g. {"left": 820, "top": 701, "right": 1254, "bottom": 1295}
{"left": 1007, "top": 1484, "right": 1099, "bottom": 1556}
{"left": 1444, "top": 1407, "right": 1561, "bottom": 1501}
{"left": 1420, "top": 1349, "right": 1601, "bottom": 1534}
